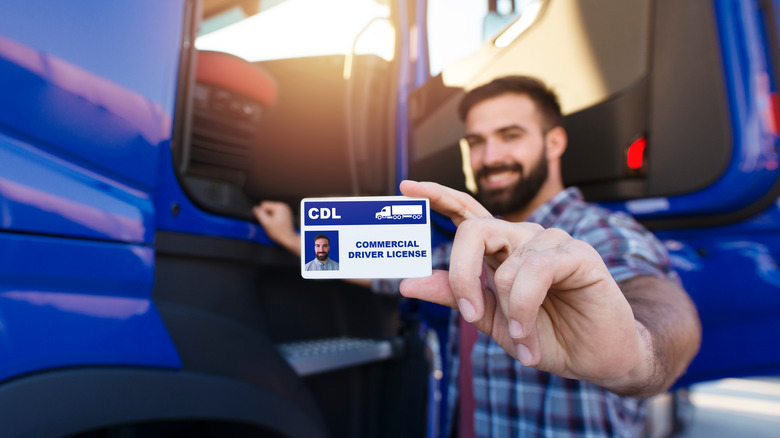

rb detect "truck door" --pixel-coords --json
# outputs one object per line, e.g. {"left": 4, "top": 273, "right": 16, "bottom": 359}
{"left": 0, "top": 0, "right": 183, "bottom": 382}
{"left": 408, "top": 0, "right": 780, "bottom": 389}
{"left": 152, "top": 1, "right": 428, "bottom": 437}
{"left": 0, "top": 1, "right": 428, "bottom": 437}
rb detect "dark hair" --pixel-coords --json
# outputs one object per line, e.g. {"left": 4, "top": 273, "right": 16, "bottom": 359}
{"left": 457, "top": 75, "right": 563, "bottom": 132}
{"left": 314, "top": 234, "right": 330, "bottom": 244}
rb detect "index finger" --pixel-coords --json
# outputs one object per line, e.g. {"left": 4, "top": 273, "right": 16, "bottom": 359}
{"left": 399, "top": 180, "right": 491, "bottom": 226}
{"left": 448, "top": 218, "right": 541, "bottom": 322}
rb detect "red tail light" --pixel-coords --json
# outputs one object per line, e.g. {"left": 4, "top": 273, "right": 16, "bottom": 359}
{"left": 627, "top": 136, "right": 646, "bottom": 170}
{"left": 769, "top": 92, "right": 780, "bottom": 136}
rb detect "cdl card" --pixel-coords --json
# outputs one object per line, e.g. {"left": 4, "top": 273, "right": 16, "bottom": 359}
{"left": 300, "top": 196, "right": 432, "bottom": 279}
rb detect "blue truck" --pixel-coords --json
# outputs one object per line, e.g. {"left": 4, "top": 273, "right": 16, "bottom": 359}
{"left": 1, "top": 0, "right": 779, "bottom": 436}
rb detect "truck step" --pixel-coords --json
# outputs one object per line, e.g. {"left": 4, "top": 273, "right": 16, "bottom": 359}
{"left": 278, "top": 337, "right": 397, "bottom": 376}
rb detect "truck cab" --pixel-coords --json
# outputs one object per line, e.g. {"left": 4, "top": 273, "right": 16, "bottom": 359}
{"left": 0, "top": 1, "right": 425, "bottom": 436}
{"left": 376, "top": 206, "right": 393, "bottom": 219}
{"left": 0, "top": 0, "right": 779, "bottom": 437}
{"left": 411, "top": 0, "right": 780, "bottom": 391}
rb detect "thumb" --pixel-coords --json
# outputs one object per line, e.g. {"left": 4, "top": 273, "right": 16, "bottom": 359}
{"left": 400, "top": 270, "right": 458, "bottom": 309}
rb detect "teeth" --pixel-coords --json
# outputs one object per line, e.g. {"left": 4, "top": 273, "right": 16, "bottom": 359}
{"left": 485, "top": 170, "right": 517, "bottom": 183}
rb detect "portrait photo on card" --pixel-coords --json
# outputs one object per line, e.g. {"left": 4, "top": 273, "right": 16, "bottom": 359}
{"left": 303, "top": 230, "right": 340, "bottom": 272}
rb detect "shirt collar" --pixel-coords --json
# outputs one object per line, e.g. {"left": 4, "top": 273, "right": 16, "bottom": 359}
{"left": 524, "top": 187, "right": 584, "bottom": 228}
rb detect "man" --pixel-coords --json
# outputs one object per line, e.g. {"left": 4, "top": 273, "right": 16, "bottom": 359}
{"left": 255, "top": 75, "right": 701, "bottom": 437}
{"left": 304, "top": 234, "right": 339, "bottom": 271}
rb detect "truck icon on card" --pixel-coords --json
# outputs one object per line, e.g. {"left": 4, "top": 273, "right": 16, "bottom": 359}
{"left": 375, "top": 205, "right": 423, "bottom": 220}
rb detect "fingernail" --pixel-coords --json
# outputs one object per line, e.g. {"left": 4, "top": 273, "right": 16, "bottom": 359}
{"left": 509, "top": 319, "right": 523, "bottom": 338}
{"left": 459, "top": 298, "right": 476, "bottom": 322}
{"left": 516, "top": 344, "right": 532, "bottom": 365}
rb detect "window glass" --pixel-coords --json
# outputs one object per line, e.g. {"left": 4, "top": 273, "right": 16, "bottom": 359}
{"left": 426, "top": 0, "right": 538, "bottom": 76}
{"left": 196, "top": 0, "right": 392, "bottom": 62}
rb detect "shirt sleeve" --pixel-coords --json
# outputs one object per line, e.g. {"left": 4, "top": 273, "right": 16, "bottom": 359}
{"left": 575, "top": 211, "right": 679, "bottom": 284}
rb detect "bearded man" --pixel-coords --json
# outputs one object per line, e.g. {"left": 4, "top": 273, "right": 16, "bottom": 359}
{"left": 255, "top": 75, "right": 701, "bottom": 438}
{"left": 304, "top": 234, "right": 339, "bottom": 271}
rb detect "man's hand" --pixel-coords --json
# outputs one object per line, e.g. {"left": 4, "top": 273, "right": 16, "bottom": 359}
{"left": 399, "top": 180, "right": 700, "bottom": 396}
{"left": 253, "top": 201, "right": 301, "bottom": 256}
{"left": 253, "top": 201, "right": 372, "bottom": 288}
{"left": 399, "top": 180, "right": 493, "bottom": 226}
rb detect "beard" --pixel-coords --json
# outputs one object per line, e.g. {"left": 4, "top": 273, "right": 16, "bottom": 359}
{"left": 316, "top": 251, "right": 329, "bottom": 261}
{"left": 475, "top": 152, "right": 548, "bottom": 216}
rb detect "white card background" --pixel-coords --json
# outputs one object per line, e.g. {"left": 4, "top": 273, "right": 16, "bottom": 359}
{"left": 300, "top": 196, "right": 432, "bottom": 279}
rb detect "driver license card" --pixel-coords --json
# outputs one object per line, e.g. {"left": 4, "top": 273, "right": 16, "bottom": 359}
{"left": 300, "top": 196, "right": 432, "bottom": 279}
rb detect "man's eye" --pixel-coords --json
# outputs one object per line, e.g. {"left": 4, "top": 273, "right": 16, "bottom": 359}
{"left": 466, "top": 138, "right": 484, "bottom": 148}
{"left": 502, "top": 131, "right": 521, "bottom": 141}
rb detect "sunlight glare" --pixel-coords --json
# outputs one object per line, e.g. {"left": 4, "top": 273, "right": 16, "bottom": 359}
{"left": 196, "top": 0, "right": 392, "bottom": 62}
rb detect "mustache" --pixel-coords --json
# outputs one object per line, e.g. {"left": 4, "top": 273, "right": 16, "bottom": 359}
{"left": 475, "top": 163, "right": 524, "bottom": 181}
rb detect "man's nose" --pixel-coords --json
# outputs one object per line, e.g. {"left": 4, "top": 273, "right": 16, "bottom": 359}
{"left": 481, "top": 137, "right": 507, "bottom": 166}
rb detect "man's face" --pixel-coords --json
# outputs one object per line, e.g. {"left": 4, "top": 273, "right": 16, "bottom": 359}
{"left": 464, "top": 93, "right": 549, "bottom": 215}
{"left": 314, "top": 238, "right": 330, "bottom": 261}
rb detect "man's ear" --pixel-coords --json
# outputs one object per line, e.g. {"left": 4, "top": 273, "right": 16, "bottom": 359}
{"left": 545, "top": 126, "right": 567, "bottom": 160}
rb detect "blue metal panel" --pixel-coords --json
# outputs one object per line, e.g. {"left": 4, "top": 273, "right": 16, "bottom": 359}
{"left": 0, "top": 232, "right": 181, "bottom": 382}
{"left": 0, "top": 0, "right": 185, "bottom": 382}
{"left": 0, "top": 0, "right": 184, "bottom": 244}
{"left": 659, "top": 219, "right": 780, "bottom": 385}
{"left": 153, "top": 149, "right": 274, "bottom": 243}
{"left": 0, "top": 132, "right": 152, "bottom": 243}
{"left": 395, "top": 0, "right": 412, "bottom": 189}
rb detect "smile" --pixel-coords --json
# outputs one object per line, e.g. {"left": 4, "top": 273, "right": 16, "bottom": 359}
{"left": 482, "top": 169, "right": 520, "bottom": 188}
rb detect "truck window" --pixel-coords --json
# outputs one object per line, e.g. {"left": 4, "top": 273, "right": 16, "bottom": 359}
{"left": 176, "top": 0, "right": 397, "bottom": 220}
{"left": 196, "top": 0, "right": 392, "bottom": 62}
{"left": 426, "top": 0, "right": 541, "bottom": 77}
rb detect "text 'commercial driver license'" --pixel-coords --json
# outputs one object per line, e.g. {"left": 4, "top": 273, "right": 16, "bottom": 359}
{"left": 300, "top": 196, "right": 432, "bottom": 279}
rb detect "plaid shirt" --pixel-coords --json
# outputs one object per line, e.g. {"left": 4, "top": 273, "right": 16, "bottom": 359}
{"left": 375, "top": 187, "right": 679, "bottom": 437}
